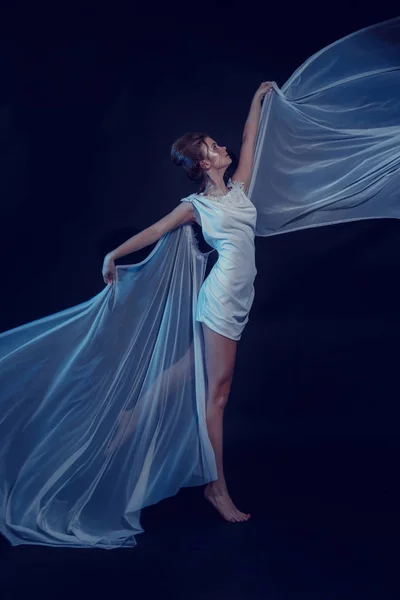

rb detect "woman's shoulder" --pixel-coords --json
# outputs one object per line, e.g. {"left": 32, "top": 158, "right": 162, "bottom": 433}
{"left": 180, "top": 192, "right": 199, "bottom": 203}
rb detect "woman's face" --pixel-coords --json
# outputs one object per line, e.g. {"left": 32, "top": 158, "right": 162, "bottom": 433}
{"left": 202, "top": 137, "right": 232, "bottom": 170}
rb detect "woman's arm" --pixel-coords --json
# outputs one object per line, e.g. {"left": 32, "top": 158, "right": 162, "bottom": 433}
{"left": 102, "top": 201, "right": 195, "bottom": 283}
{"left": 231, "top": 81, "right": 273, "bottom": 192}
{"left": 106, "top": 202, "right": 196, "bottom": 261}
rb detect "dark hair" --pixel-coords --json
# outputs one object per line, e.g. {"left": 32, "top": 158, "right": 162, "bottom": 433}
{"left": 171, "top": 132, "right": 210, "bottom": 192}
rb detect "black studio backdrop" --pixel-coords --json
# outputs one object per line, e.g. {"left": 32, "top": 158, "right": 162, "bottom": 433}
{"left": 0, "top": 4, "right": 399, "bottom": 443}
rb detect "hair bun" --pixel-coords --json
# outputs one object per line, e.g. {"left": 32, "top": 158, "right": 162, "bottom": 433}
{"left": 171, "top": 132, "right": 209, "bottom": 188}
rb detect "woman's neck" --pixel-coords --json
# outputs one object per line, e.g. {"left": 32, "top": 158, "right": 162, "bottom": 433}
{"left": 204, "top": 175, "right": 229, "bottom": 197}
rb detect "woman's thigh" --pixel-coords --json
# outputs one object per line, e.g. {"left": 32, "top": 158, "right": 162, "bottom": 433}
{"left": 202, "top": 323, "right": 237, "bottom": 396}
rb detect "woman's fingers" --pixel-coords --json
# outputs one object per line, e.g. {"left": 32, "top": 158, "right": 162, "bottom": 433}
{"left": 102, "top": 267, "right": 115, "bottom": 284}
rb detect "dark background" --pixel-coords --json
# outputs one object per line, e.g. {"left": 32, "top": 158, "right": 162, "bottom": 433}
{"left": 1, "top": 3, "right": 399, "bottom": 599}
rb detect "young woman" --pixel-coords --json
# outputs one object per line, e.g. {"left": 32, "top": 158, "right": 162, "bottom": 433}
{"left": 102, "top": 81, "right": 274, "bottom": 523}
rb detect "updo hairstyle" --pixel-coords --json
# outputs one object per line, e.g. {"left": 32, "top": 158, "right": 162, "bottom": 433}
{"left": 171, "top": 132, "right": 210, "bottom": 192}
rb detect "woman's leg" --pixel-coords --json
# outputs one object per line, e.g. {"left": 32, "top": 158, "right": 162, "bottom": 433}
{"left": 202, "top": 323, "right": 250, "bottom": 523}
{"left": 105, "top": 341, "right": 195, "bottom": 455}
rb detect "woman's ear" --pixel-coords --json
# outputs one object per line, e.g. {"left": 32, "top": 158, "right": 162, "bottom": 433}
{"left": 199, "top": 159, "right": 210, "bottom": 171}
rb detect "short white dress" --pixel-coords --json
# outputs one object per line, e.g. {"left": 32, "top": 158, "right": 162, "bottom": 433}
{"left": 181, "top": 179, "right": 257, "bottom": 341}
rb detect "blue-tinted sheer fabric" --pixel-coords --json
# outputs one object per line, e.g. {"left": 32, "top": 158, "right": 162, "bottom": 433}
{"left": 249, "top": 17, "right": 400, "bottom": 235}
{"left": 0, "top": 226, "right": 217, "bottom": 548}
{"left": 1, "top": 17, "right": 400, "bottom": 548}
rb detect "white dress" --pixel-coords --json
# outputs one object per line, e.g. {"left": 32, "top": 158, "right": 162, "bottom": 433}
{"left": 181, "top": 179, "right": 257, "bottom": 341}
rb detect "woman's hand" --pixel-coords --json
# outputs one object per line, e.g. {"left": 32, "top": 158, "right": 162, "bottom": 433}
{"left": 255, "top": 81, "right": 274, "bottom": 101}
{"left": 102, "top": 254, "right": 116, "bottom": 284}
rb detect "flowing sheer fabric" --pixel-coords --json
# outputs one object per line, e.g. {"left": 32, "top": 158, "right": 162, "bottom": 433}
{"left": 0, "top": 226, "right": 217, "bottom": 548}
{"left": 249, "top": 17, "right": 400, "bottom": 235}
{"left": 1, "top": 16, "right": 400, "bottom": 549}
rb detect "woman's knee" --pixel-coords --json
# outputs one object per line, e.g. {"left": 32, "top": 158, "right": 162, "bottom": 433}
{"left": 208, "top": 379, "right": 232, "bottom": 409}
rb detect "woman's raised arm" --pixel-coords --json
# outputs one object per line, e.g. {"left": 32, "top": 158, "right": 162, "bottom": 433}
{"left": 232, "top": 81, "right": 274, "bottom": 193}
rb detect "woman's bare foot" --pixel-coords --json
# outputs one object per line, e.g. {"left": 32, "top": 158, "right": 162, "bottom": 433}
{"left": 204, "top": 483, "right": 251, "bottom": 523}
